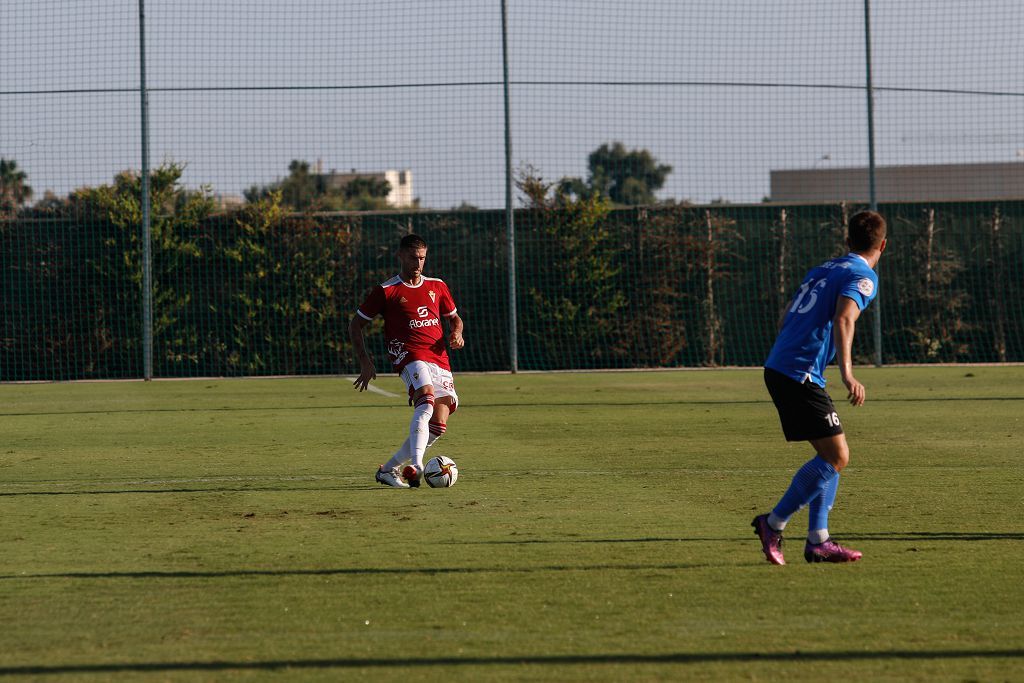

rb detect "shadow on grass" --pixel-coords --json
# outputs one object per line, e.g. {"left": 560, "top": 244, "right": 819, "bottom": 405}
{"left": 453, "top": 531, "right": 1024, "bottom": 545}
{"left": 6, "top": 528, "right": 1021, "bottom": 581}
{"left": 454, "top": 536, "right": 740, "bottom": 545}
{"left": 843, "top": 531, "right": 1024, "bottom": 542}
{"left": 1, "top": 649, "right": 1021, "bottom": 676}
{"left": 0, "top": 562, "right": 728, "bottom": 582}
{"left": 0, "top": 485, "right": 375, "bottom": 497}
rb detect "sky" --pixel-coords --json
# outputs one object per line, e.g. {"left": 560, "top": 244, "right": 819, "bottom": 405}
{"left": 2, "top": 0, "right": 1022, "bottom": 209}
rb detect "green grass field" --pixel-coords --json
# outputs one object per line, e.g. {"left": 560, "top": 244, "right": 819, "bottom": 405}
{"left": 1, "top": 367, "right": 1022, "bottom": 681}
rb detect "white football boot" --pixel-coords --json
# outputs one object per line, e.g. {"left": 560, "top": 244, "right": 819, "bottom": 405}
{"left": 375, "top": 465, "right": 409, "bottom": 489}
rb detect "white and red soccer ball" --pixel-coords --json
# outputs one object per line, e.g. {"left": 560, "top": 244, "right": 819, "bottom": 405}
{"left": 424, "top": 455, "right": 458, "bottom": 488}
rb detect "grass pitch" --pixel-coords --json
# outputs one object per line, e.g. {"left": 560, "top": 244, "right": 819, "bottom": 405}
{"left": 1, "top": 367, "right": 1022, "bottom": 681}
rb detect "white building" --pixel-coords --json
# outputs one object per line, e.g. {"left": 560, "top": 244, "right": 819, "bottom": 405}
{"left": 318, "top": 166, "right": 414, "bottom": 207}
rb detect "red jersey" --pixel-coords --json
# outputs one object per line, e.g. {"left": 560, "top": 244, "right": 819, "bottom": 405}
{"left": 356, "top": 275, "right": 458, "bottom": 371}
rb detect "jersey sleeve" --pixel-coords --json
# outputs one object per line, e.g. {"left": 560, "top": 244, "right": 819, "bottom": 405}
{"left": 840, "top": 270, "right": 878, "bottom": 311}
{"left": 439, "top": 282, "right": 457, "bottom": 317}
{"left": 356, "top": 285, "right": 386, "bottom": 320}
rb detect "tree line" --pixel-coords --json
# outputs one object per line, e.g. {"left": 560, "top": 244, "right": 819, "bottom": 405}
{"left": 1, "top": 158, "right": 1021, "bottom": 380}
{"left": 0, "top": 142, "right": 674, "bottom": 217}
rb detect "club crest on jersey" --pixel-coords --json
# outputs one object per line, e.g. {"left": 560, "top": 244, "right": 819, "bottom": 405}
{"left": 857, "top": 278, "right": 874, "bottom": 296}
{"left": 428, "top": 290, "right": 436, "bottom": 302}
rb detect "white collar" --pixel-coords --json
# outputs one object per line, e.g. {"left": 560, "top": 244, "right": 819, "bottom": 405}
{"left": 398, "top": 274, "right": 425, "bottom": 288}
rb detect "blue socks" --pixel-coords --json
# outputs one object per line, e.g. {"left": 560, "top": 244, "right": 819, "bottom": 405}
{"left": 770, "top": 455, "right": 838, "bottom": 527}
{"left": 808, "top": 472, "right": 840, "bottom": 540}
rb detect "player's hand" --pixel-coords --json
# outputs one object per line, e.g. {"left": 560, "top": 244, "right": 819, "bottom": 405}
{"left": 352, "top": 362, "right": 376, "bottom": 392}
{"left": 448, "top": 331, "right": 464, "bottom": 350}
{"left": 842, "top": 374, "right": 866, "bottom": 407}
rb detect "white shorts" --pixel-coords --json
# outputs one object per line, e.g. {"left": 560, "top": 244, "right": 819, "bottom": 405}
{"left": 400, "top": 360, "right": 459, "bottom": 411}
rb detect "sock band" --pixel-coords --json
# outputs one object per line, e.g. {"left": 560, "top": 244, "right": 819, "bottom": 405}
{"left": 414, "top": 393, "right": 435, "bottom": 408}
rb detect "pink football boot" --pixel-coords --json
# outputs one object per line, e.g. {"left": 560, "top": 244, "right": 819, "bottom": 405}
{"left": 751, "top": 514, "right": 786, "bottom": 565}
{"left": 804, "top": 538, "right": 863, "bottom": 563}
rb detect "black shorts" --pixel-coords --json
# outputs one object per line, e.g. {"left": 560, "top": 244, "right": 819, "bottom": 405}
{"left": 764, "top": 367, "right": 844, "bottom": 442}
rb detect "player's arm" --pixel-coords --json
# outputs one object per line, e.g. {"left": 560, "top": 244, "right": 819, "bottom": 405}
{"left": 348, "top": 315, "right": 377, "bottom": 391}
{"left": 833, "top": 295, "right": 865, "bottom": 406}
{"left": 447, "top": 313, "right": 465, "bottom": 350}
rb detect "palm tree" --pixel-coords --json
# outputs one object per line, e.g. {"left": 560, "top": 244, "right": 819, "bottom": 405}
{"left": 0, "top": 158, "right": 34, "bottom": 216}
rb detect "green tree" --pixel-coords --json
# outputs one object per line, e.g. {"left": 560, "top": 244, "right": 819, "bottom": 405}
{"left": 516, "top": 167, "right": 626, "bottom": 368}
{"left": 319, "top": 175, "right": 392, "bottom": 211}
{"left": 695, "top": 209, "right": 742, "bottom": 366}
{"left": 31, "top": 190, "right": 68, "bottom": 214}
{"left": 246, "top": 159, "right": 321, "bottom": 210}
{"left": 616, "top": 206, "right": 693, "bottom": 366}
{"left": 894, "top": 208, "right": 970, "bottom": 361}
{"left": 560, "top": 142, "right": 672, "bottom": 206}
{"left": 73, "top": 162, "right": 215, "bottom": 373}
{"left": 203, "top": 191, "right": 357, "bottom": 374}
{"left": 246, "top": 160, "right": 394, "bottom": 212}
{"left": 987, "top": 207, "right": 1009, "bottom": 362}
{"left": 0, "top": 158, "right": 34, "bottom": 217}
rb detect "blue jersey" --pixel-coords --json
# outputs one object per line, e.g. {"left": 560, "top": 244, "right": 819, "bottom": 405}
{"left": 765, "top": 253, "right": 878, "bottom": 387}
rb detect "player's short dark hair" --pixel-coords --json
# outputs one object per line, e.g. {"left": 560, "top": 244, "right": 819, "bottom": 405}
{"left": 399, "top": 233, "right": 427, "bottom": 251}
{"left": 848, "top": 210, "right": 887, "bottom": 252}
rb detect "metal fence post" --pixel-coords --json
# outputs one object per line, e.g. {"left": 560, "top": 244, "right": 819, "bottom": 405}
{"left": 138, "top": 0, "right": 153, "bottom": 380}
{"left": 500, "top": 0, "right": 518, "bottom": 373}
{"left": 864, "top": 0, "right": 882, "bottom": 367}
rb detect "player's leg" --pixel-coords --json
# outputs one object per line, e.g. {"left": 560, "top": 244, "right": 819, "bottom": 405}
{"left": 381, "top": 438, "right": 410, "bottom": 473}
{"left": 755, "top": 370, "right": 842, "bottom": 564}
{"left": 809, "top": 432, "right": 850, "bottom": 471}
{"left": 775, "top": 432, "right": 845, "bottom": 533}
{"left": 397, "top": 361, "right": 449, "bottom": 488}
{"left": 385, "top": 398, "right": 450, "bottom": 476}
{"left": 766, "top": 435, "right": 844, "bottom": 532}
{"left": 807, "top": 471, "right": 840, "bottom": 544}
{"left": 427, "top": 400, "right": 451, "bottom": 450}
{"left": 769, "top": 373, "right": 845, "bottom": 524}
{"left": 423, "top": 364, "right": 458, "bottom": 455}
{"left": 404, "top": 383, "right": 435, "bottom": 487}
{"left": 382, "top": 367, "right": 455, "bottom": 469}
{"left": 375, "top": 361, "right": 433, "bottom": 489}
{"left": 803, "top": 433, "right": 861, "bottom": 563}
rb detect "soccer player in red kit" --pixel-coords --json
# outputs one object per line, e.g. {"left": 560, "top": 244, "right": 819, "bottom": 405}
{"left": 349, "top": 234, "right": 465, "bottom": 488}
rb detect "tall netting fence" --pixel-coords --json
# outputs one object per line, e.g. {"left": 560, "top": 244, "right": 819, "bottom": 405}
{"left": 1, "top": 1, "right": 1022, "bottom": 379}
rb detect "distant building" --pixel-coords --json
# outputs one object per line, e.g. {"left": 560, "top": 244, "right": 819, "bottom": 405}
{"left": 769, "top": 161, "right": 1024, "bottom": 203}
{"left": 317, "top": 166, "right": 414, "bottom": 207}
{"left": 214, "top": 193, "right": 245, "bottom": 210}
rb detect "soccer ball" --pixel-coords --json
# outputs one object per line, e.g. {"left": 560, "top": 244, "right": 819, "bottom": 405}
{"left": 423, "top": 455, "right": 458, "bottom": 488}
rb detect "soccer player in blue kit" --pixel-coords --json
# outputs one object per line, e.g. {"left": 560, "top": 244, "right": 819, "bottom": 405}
{"left": 753, "top": 210, "right": 887, "bottom": 565}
